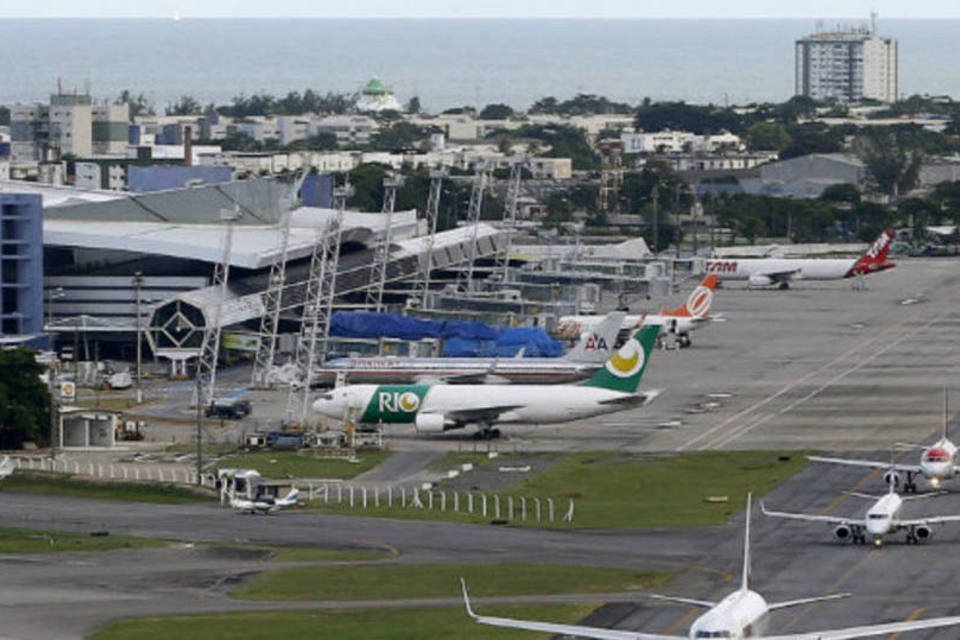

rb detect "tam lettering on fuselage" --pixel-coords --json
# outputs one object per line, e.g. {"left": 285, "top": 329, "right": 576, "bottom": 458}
{"left": 706, "top": 260, "right": 739, "bottom": 274}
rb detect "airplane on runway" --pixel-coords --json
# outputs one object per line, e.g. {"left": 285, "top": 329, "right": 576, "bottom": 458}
{"left": 705, "top": 229, "right": 895, "bottom": 289}
{"left": 0, "top": 456, "right": 15, "bottom": 480}
{"left": 461, "top": 494, "right": 960, "bottom": 639}
{"left": 230, "top": 487, "right": 300, "bottom": 515}
{"left": 808, "top": 392, "right": 959, "bottom": 493}
{"left": 557, "top": 274, "right": 719, "bottom": 348}
{"left": 314, "top": 311, "right": 625, "bottom": 386}
{"left": 761, "top": 483, "right": 960, "bottom": 547}
{"left": 312, "top": 324, "right": 662, "bottom": 439}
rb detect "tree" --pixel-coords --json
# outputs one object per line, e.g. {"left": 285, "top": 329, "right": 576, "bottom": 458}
{"left": 530, "top": 96, "right": 559, "bottom": 114}
{"left": 0, "top": 105, "right": 9, "bottom": 126}
{"left": 0, "top": 349, "right": 52, "bottom": 449}
{"left": 635, "top": 101, "right": 742, "bottom": 135}
{"left": 284, "top": 132, "right": 339, "bottom": 151}
{"left": 406, "top": 96, "right": 422, "bottom": 114}
{"left": 820, "top": 183, "right": 861, "bottom": 206}
{"left": 478, "top": 103, "right": 514, "bottom": 120}
{"left": 512, "top": 124, "right": 598, "bottom": 170}
{"left": 369, "top": 122, "right": 432, "bottom": 151}
{"left": 746, "top": 121, "right": 790, "bottom": 151}
{"left": 116, "top": 90, "right": 154, "bottom": 119}
{"left": 166, "top": 95, "right": 202, "bottom": 116}
{"left": 857, "top": 134, "right": 923, "bottom": 198}
{"left": 779, "top": 123, "right": 844, "bottom": 159}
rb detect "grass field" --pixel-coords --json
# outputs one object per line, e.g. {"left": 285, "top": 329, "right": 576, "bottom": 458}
{"left": 88, "top": 605, "right": 597, "bottom": 640}
{"left": 215, "top": 450, "right": 390, "bottom": 479}
{"left": 0, "top": 473, "right": 210, "bottom": 504}
{"left": 232, "top": 562, "right": 670, "bottom": 601}
{"left": 308, "top": 450, "right": 809, "bottom": 529}
{"left": 0, "top": 527, "right": 165, "bottom": 553}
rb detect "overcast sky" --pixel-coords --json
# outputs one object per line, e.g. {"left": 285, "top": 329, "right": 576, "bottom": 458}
{"left": 3, "top": 0, "right": 959, "bottom": 18}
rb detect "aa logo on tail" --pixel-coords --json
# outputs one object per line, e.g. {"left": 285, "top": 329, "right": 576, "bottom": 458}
{"left": 584, "top": 334, "right": 610, "bottom": 352}
{"left": 605, "top": 338, "right": 645, "bottom": 378}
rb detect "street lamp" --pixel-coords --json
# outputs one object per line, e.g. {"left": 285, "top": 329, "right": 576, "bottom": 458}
{"left": 133, "top": 271, "right": 144, "bottom": 404}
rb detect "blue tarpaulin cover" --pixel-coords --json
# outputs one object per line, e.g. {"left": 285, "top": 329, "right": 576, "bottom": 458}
{"left": 330, "top": 312, "right": 563, "bottom": 357}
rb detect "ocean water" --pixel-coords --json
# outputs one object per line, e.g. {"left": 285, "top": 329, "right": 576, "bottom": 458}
{"left": 1, "top": 18, "right": 958, "bottom": 111}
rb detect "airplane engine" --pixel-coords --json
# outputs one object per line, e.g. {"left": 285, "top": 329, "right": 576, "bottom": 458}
{"left": 748, "top": 275, "right": 772, "bottom": 287}
{"left": 833, "top": 525, "right": 852, "bottom": 541}
{"left": 414, "top": 413, "right": 447, "bottom": 433}
{"left": 883, "top": 470, "right": 901, "bottom": 487}
{"left": 915, "top": 525, "right": 933, "bottom": 542}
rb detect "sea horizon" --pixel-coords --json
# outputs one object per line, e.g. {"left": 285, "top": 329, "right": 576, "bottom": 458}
{"left": 1, "top": 18, "right": 957, "bottom": 111}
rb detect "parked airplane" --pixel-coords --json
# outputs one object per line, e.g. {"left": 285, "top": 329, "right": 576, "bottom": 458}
{"left": 705, "top": 229, "right": 895, "bottom": 289}
{"left": 808, "top": 393, "right": 958, "bottom": 493}
{"left": 314, "top": 312, "right": 625, "bottom": 386}
{"left": 557, "top": 274, "right": 719, "bottom": 348}
{"left": 461, "top": 494, "right": 960, "bottom": 639}
{"left": 230, "top": 488, "right": 300, "bottom": 515}
{"left": 761, "top": 483, "right": 960, "bottom": 547}
{"left": 312, "top": 324, "right": 662, "bottom": 438}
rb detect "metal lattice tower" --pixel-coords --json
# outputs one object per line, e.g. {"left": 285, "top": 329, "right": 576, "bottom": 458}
{"left": 366, "top": 174, "right": 404, "bottom": 312}
{"left": 497, "top": 154, "right": 527, "bottom": 281}
{"left": 285, "top": 179, "right": 349, "bottom": 424}
{"left": 196, "top": 205, "right": 240, "bottom": 407}
{"left": 598, "top": 140, "right": 625, "bottom": 213}
{"left": 458, "top": 162, "right": 489, "bottom": 291}
{"left": 411, "top": 167, "right": 446, "bottom": 306}
{"left": 251, "top": 169, "right": 312, "bottom": 388}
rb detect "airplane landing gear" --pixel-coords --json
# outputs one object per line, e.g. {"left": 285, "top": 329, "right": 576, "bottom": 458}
{"left": 473, "top": 426, "right": 502, "bottom": 440}
{"left": 905, "top": 473, "right": 918, "bottom": 493}
{"left": 778, "top": 282, "right": 790, "bottom": 290}
{"left": 677, "top": 334, "right": 692, "bottom": 349}
{"left": 906, "top": 533, "right": 919, "bottom": 545}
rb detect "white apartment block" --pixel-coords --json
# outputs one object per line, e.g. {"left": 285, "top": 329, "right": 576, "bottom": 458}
{"left": 11, "top": 94, "right": 129, "bottom": 162}
{"left": 795, "top": 28, "right": 898, "bottom": 103}
{"left": 621, "top": 130, "right": 743, "bottom": 154}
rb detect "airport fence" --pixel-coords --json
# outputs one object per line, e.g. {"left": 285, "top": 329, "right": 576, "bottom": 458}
{"left": 12, "top": 456, "right": 209, "bottom": 487}
{"left": 303, "top": 482, "right": 575, "bottom": 526}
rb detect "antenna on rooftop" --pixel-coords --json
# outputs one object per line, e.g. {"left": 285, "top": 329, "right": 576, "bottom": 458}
{"left": 870, "top": 10, "right": 878, "bottom": 35}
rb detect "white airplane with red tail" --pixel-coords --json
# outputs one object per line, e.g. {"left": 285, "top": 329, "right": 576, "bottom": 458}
{"left": 705, "top": 229, "right": 895, "bottom": 289}
{"left": 809, "top": 391, "right": 958, "bottom": 493}
{"left": 557, "top": 274, "right": 718, "bottom": 348}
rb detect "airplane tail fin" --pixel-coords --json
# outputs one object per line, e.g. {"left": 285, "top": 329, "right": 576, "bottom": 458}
{"left": 564, "top": 311, "right": 626, "bottom": 364}
{"left": 943, "top": 387, "right": 950, "bottom": 441}
{"left": 583, "top": 323, "right": 660, "bottom": 394}
{"left": 662, "top": 274, "right": 718, "bottom": 318}
{"left": 847, "top": 229, "right": 895, "bottom": 276}
{"left": 741, "top": 493, "right": 752, "bottom": 591}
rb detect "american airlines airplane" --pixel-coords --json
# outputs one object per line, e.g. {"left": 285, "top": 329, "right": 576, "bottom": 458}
{"left": 557, "top": 274, "right": 718, "bottom": 348}
{"left": 762, "top": 484, "right": 960, "bottom": 547}
{"left": 313, "top": 324, "right": 661, "bottom": 438}
{"left": 462, "top": 494, "right": 960, "bottom": 639}
{"left": 315, "top": 312, "right": 625, "bottom": 385}
{"left": 809, "top": 393, "right": 959, "bottom": 493}
{"left": 705, "top": 229, "right": 895, "bottom": 289}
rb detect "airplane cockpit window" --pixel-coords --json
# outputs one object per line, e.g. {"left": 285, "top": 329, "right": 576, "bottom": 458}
{"left": 868, "top": 513, "right": 887, "bottom": 519}
{"left": 319, "top": 393, "right": 334, "bottom": 401}
{"left": 695, "top": 632, "right": 733, "bottom": 638}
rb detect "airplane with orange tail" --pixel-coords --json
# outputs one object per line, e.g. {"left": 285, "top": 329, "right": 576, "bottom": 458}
{"left": 557, "top": 274, "right": 719, "bottom": 348}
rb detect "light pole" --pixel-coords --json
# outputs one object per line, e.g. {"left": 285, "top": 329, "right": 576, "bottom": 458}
{"left": 133, "top": 271, "right": 144, "bottom": 404}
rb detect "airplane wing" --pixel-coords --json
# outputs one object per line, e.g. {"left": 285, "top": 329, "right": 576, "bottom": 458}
{"left": 761, "top": 614, "right": 960, "bottom": 640}
{"left": 767, "top": 593, "right": 850, "bottom": 612}
{"left": 445, "top": 406, "right": 525, "bottom": 425}
{"left": 0, "top": 456, "right": 15, "bottom": 479}
{"left": 647, "top": 593, "right": 715, "bottom": 608}
{"left": 897, "top": 515, "right": 960, "bottom": 526}
{"left": 760, "top": 502, "right": 858, "bottom": 526}
{"left": 807, "top": 456, "right": 923, "bottom": 474}
{"left": 461, "top": 580, "right": 681, "bottom": 640}
{"left": 759, "top": 269, "right": 801, "bottom": 284}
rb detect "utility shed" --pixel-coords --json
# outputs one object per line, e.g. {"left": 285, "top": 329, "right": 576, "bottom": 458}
{"left": 59, "top": 407, "right": 120, "bottom": 449}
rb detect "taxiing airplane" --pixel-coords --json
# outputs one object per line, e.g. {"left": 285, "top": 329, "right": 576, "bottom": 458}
{"left": 705, "top": 229, "right": 895, "bottom": 289}
{"left": 230, "top": 488, "right": 300, "bottom": 515}
{"left": 808, "top": 392, "right": 959, "bottom": 493}
{"left": 314, "top": 312, "right": 625, "bottom": 386}
{"left": 313, "top": 324, "right": 661, "bottom": 438}
{"left": 761, "top": 483, "right": 960, "bottom": 547}
{"left": 462, "top": 494, "right": 960, "bottom": 639}
{"left": 557, "top": 274, "right": 719, "bottom": 348}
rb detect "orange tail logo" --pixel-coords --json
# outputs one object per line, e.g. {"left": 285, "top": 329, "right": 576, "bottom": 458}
{"left": 666, "top": 274, "right": 718, "bottom": 318}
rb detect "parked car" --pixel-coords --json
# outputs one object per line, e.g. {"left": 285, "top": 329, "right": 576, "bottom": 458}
{"left": 205, "top": 397, "right": 252, "bottom": 420}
